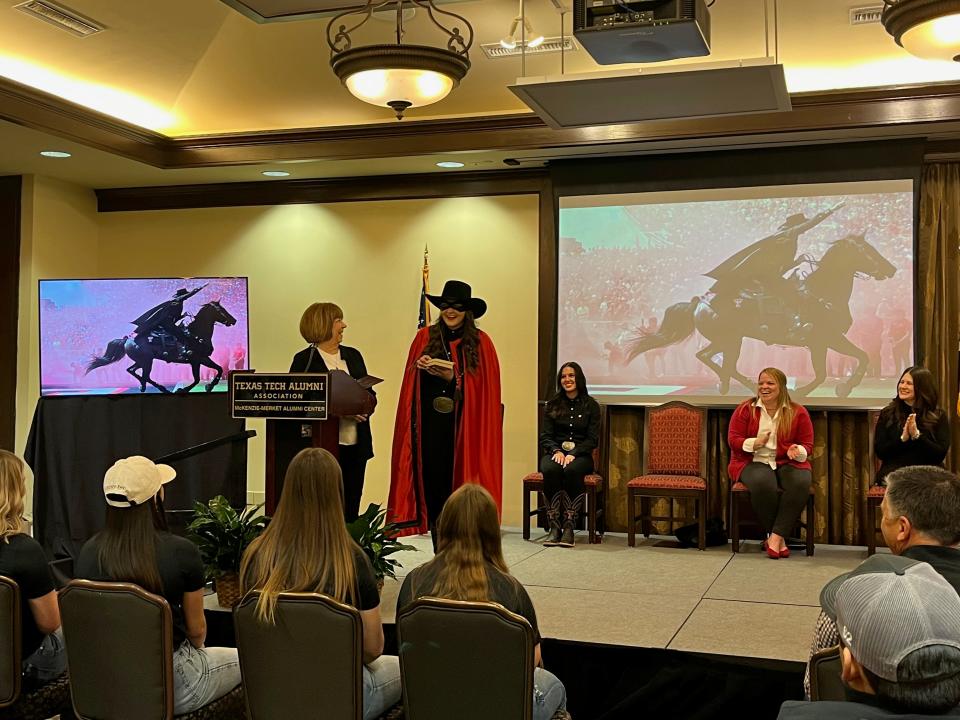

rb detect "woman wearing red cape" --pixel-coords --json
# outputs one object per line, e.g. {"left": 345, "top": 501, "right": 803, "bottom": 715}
{"left": 388, "top": 280, "right": 502, "bottom": 543}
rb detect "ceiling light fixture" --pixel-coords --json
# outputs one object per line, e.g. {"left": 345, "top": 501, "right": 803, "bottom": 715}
{"left": 436, "top": 160, "right": 464, "bottom": 168}
{"left": 882, "top": 0, "right": 960, "bottom": 61}
{"left": 500, "top": 3, "right": 544, "bottom": 51}
{"left": 39, "top": 150, "right": 71, "bottom": 158}
{"left": 261, "top": 170, "right": 291, "bottom": 177}
{"left": 327, "top": 1, "right": 474, "bottom": 120}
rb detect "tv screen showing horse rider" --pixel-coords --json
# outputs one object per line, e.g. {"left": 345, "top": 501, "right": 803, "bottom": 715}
{"left": 39, "top": 277, "right": 250, "bottom": 396}
{"left": 557, "top": 180, "right": 914, "bottom": 408}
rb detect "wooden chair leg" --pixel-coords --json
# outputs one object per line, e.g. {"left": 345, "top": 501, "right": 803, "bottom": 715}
{"left": 731, "top": 493, "right": 740, "bottom": 553}
{"left": 697, "top": 495, "right": 706, "bottom": 551}
{"left": 522, "top": 484, "right": 531, "bottom": 540}
{"left": 596, "top": 486, "right": 605, "bottom": 542}
{"left": 628, "top": 489, "right": 636, "bottom": 547}
{"left": 806, "top": 493, "right": 815, "bottom": 557}
{"left": 587, "top": 485, "right": 597, "bottom": 545}
{"left": 641, "top": 496, "right": 651, "bottom": 538}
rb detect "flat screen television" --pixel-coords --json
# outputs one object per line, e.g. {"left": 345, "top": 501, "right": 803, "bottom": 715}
{"left": 39, "top": 277, "right": 250, "bottom": 396}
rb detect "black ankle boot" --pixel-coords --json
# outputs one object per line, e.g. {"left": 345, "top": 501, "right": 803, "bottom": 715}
{"left": 558, "top": 521, "right": 575, "bottom": 548}
{"left": 543, "top": 493, "right": 565, "bottom": 546}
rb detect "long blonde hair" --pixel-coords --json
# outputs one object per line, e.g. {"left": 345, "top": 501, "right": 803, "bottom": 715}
{"left": 754, "top": 367, "right": 795, "bottom": 439}
{"left": 430, "top": 484, "right": 509, "bottom": 601}
{"left": 239, "top": 448, "right": 358, "bottom": 622}
{"left": 0, "top": 451, "right": 26, "bottom": 542}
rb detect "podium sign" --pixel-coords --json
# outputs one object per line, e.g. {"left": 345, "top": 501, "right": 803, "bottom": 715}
{"left": 230, "top": 372, "right": 328, "bottom": 420}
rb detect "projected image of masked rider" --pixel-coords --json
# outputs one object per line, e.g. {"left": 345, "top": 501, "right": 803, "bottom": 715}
{"left": 132, "top": 285, "right": 206, "bottom": 357}
{"left": 704, "top": 204, "right": 842, "bottom": 341}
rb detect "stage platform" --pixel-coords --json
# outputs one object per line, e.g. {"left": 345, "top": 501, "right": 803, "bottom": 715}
{"left": 381, "top": 529, "right": 875, "bottom": 664}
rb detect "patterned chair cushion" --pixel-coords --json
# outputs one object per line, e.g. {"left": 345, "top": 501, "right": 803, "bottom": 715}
{"left": 380, "top": 704, "right": 404, "bottom": 719}
{"left": 867, "top": 486, "right": 886, "bottom": 499}
{"left": 523, "top": 473, "right": 544, "bottom": 485}
{"left": 2, "top": 673, "right": 71, "bottom": 720}
{"left": 628, "top": 475, "right": 705, "bottom": 490}
{"left": 177, "top": 684, "right": 245, "bottom": 719}
{"left": 584, "top": 473, "right": 602, "bottom": 487}
{"left": 646, "top": 406, "right": 703, "bottom": 475}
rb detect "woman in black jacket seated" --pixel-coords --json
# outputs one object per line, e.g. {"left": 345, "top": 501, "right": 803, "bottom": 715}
{"left": 874, "top": 366, "right": 951, "bottom": 486}
{"left": 539, "top": 362, "right": 601, "bottom": 548}
{"left": 290, "top": 302, "right": 376, "bottom": 521}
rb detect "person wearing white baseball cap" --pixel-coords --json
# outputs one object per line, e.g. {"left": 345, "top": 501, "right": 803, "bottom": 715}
{"left": 75, "top": 456, "right": 241, "bottom": 714}
{"left": 779, "top": 554, "right": 960, "bottom": 719}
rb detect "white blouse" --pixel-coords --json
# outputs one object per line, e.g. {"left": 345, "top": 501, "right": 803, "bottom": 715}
{"left": 316, "top": 347, "right": 358, "bottom": 446}
{"left": 741, "top": 399, "right": 807, "bottom": 469}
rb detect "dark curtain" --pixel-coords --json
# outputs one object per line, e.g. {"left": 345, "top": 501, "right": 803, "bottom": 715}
{"left": 25, "top": 394, "right": 248, "bottom": 559}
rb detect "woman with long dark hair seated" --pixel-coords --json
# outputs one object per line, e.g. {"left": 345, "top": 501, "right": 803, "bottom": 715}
{"left": 874, "top": 366, "right": 951, "bottom": 486}
{"left": 240, "top": 448, "right": 400, "bottom": 720}
{"left": 75, "top": 456, "right": 241, "bottom": 714}
{"left": 0, "top": 451, "right": 65, "bottom": 685}
{"left": 397, "top": 484, "right": 567, "bottom": 720}
{"left": 539, "top": 362, "right": 601, "bottom": 548}
{"left": 728, "top": 367, "right": 814, "bottom": 559}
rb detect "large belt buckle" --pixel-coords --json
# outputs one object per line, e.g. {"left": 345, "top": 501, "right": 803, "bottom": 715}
{"left": 561, "top": 441, "right": 575, "bottom": 452}
{"left": 432, "top": 396, "right": 455, "bottom": 414}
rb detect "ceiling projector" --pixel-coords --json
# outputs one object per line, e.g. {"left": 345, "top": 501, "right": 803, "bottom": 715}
{"left": 573, "top": 0, "right": 711, "bottom": 65}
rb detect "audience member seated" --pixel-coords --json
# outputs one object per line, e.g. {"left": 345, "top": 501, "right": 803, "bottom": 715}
{"left": 75, "top": 455, "right": 241, "bottom": 714}
{"left": 874, "top": 367, "right": 951, "bottom": 486}
{"left": 0, "top": 450, "right": 65, "bottom": 685}
{"left": 781, "top": 554, "right": 960, "bottom": 719}
{"left": 240, "top": 448, "right": 400, "bottom": 720}
{"left": 805, "top": 465, "right": 960, "bottom": 696}
{"left": 539, "top": 361, "right": 601, "bottom": 547}
{"left": 397, "top": 484, "right": 567, "bottom": 720}
{"left": 728, "top": 367, "right": 814, "bottom": 559}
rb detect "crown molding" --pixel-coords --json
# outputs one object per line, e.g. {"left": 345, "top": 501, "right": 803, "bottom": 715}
{"left": 7, "top": 76, "right": 960, "bottom": 170}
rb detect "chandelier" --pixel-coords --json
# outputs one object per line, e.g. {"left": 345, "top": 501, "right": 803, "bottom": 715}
{"left": 327, "top": 1, "right": 474, "bottom": 120}
{"left": 882, "top": 0, "right": 960, "bottom": 62}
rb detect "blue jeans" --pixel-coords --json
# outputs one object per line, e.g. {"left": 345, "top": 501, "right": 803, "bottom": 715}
{"left": 172, "top": 641, "right": 241, "bottom": 715}
{"left": 534, "top": 667, "right": 566, "bottom": 720}
{"left": 363, "top": 655, "right": 402, "bottom": 720}
{"left": 23, "top": 628, "right": 67, "bottom": 683}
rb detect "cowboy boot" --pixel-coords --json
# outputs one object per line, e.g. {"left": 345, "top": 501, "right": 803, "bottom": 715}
{"left": 543, "top": 492, "right": 563, "bottom": 547}
{"left": 559, "top": 493, "right": 585, "bottom": 548}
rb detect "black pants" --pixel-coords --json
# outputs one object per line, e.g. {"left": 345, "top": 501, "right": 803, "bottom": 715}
{"left": 338, "top": 443, "right": 368, "bottom": 523}
{"left": 740, "top": 463, "right": 812, "bottom": 538}
{"left": 539, "top": 454, "right": 594, "bottom": 499}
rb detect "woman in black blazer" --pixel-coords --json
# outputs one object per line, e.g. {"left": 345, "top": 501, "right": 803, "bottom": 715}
{"left": 290, "top": 302, "right": 375, "bottom": 521}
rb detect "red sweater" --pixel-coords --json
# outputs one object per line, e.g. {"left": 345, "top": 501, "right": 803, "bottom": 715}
{"left": 727, "top": 401, "right": 814, "bottom": 481}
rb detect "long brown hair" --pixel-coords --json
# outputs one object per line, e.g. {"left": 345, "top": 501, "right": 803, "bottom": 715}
{"left": 881, "top": 366, "right": 944, "bottom": 433}
{"left": 0, "top": 451, "right": 27, "bottom": 542}
{"left": 422, "top": 312, "right": 481, "bottom": 373}
{"left": 96, "top": 503, "right": 163, "bottom": 594}
{"left": 239, "top": 448, "right": 359, "bottom": 623}
{"left": 428, "top": 484, "right": 509, "bottom": 601}
{"left": 751, "top": 367, "right": 796, "bottom": 439}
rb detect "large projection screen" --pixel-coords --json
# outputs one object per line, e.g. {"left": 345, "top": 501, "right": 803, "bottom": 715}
{"left": 557, "top": 180, "right": 914, "bottom": 408}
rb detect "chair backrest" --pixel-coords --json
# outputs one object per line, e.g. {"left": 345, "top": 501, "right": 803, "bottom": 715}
{"left": 642, "top": 401, "right": 707, "bottom": 476}
{"left": 809, "top": 645, "right": 845, "bottom": 701}
{"left": 868, "top": 409, "right": 882, "bottom": 482}
{"left": 398, "top": 597, "right": 534, "bottom": 720}
{"left": 0, "top": 576, "right": 21, "bottom": 708}
{"left": 59, "top": 579, "right": 174, "bottom": 720}
{"left": 234, "top": 591, "right": 363, "bottom": 720}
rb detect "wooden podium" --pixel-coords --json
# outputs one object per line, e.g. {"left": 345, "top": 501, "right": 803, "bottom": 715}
{"left": 263, "top": 371, "right": 376, "bottom": 514}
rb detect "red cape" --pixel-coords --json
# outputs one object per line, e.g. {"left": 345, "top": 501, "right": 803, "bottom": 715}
{"left": 388, "top": 326, "right": 503, "bottom": 535}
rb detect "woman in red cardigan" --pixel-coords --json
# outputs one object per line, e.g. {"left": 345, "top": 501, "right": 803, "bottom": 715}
{"left": 728, "top": 367, "right": 814, "bottom": 559}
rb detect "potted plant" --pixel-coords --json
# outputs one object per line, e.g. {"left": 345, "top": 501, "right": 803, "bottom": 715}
{"left": 187, "top": 495, "right": 268, "bottom": 608}
{"left": 347, "top": 503, "right": 416, "bottom": 590}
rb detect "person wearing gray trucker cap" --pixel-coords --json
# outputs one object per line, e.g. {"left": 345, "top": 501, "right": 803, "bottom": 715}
{"left": 780, "top": 554, "right": 960, "bottom": 719}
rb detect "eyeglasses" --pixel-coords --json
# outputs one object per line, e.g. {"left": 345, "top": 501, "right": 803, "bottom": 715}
{"left": 437, "top": 302, "right": 466, "bottom": 311}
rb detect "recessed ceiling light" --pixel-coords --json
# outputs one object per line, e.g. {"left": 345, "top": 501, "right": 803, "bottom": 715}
{"left": 261, "top": 170, "right": 290, "bottom": 177}
{"left": 436, "top": 161, "right": 465, "bottom": 168}
{"left": 40, "top": 150, "right": 71, "bottom": 158}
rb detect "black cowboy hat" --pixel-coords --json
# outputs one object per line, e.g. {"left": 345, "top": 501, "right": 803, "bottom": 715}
{"left": 426, "top": 280, "right": 487, "bottom": 318}
{"left": 172, "top": 285, "right": 205, "bottom": 301}
{"left": 779, "top": 213, "right": 810, "bottom": 230}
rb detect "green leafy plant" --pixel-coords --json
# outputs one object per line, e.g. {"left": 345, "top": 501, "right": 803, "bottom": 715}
{"left": 347, "top": 503, "right": 416, "bottom": 581}
{"left": 187, "top": 495, "right": 269, "bottom": 582}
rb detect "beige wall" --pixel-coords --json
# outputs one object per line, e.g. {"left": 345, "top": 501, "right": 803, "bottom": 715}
{"left": 17, "top": 185, "right": 540, "bottom": 527}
